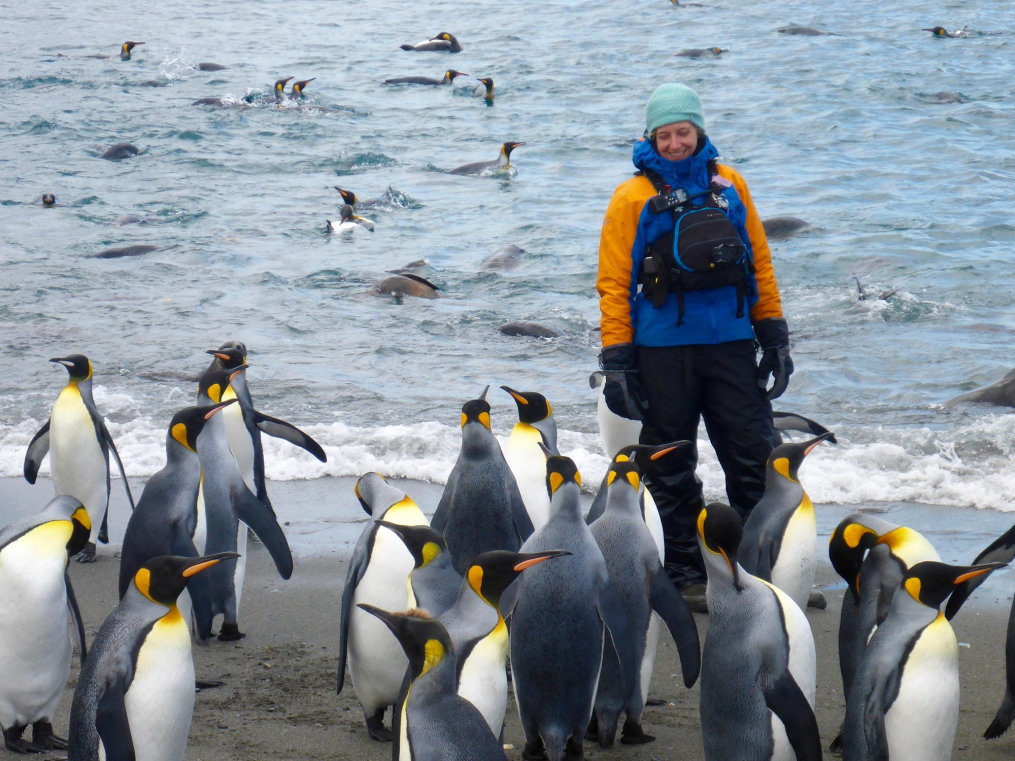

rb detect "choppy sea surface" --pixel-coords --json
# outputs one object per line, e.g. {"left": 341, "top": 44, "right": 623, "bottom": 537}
{"left": 1, "top": 0, "right": 1014, "bottom": 510}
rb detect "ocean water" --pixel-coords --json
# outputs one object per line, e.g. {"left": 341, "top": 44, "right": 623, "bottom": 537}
{"left": 2, "top": 0, "right": 1014, "bottom": 510}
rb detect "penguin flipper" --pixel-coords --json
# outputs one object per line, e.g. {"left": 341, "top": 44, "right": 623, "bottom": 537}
{"left": 596, "top": 577, "right": 639, "bottom": 701}
{"left": 231, "top": 483, "right": 293, "bottom": 580}
{"left": 946, "top": 523, "right": 1015, "bottom": 619}
{"left": 100, "top": 421, "right": 136, "bottom": 509}
{"left": 391, "top": 666, "right": 412, "bottom": 760}
{"left": 430, "top": 461, "right": 459, "bottom": 533}
{"left": 498, "top": 577, "right": 521, "bottom": 621}
{"left": 761, "top": 669, "right": 822, "bottom": 761}
{"left": 772, "top": 412, "right": 838, "bottom": 444}
{"left": 648, "top": 567, "right": 700, "bottom": 687}
{"left": 23, "top": 419, "right": 50, "bottom": 484}
{"left": 337, "top": 534, "right": 372, "bottom": 694}
{"left": 96, "top": 679, "right": 136, "bottom": 761}
{"left": 254, "top": 411, "right": 327, "bottom": 462}
{"left": 585, "top": 474, "right": 608, "bottom": 526}
{"left": 65, "top": 571, "right": 88, "bottom": 666}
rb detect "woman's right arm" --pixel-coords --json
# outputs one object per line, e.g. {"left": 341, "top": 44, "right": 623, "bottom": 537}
{"left": 596, "top": 180, "right": 645, "bottom": 347}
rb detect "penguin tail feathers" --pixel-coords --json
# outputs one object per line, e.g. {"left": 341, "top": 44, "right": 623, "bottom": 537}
{"left": 540, "top": 727, "right": 571, "bottom": 761}
{"left": 985, "top": 692, "right": 1015, "bottom": 739}
{"left": 400, "top": 44, "right": 415, "bottom": 51}
{"left": 596, "top": 712, "right": 619, "bottom": 749}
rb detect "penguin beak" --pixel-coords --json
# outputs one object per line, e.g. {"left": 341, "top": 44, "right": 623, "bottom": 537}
{"left": 478, "top": 385, "right": 490, "bottom": 401}
{"left": 49, "top": 358, "right": 74, "bottom": 368}
{"left": 181, "top": 552, "right": 241, "bottom": 578}
{"left": 206, "top": 350, "right": 232, "bottom": 361}
{"left": 804, "top": 432, "right": 834, "bottom": 456}
{"left": 537, "top": 441, "right": 552, "bottom": 460}
{"left": 513, "top": 550, "right": 571, "bottom": 571}
{"left": 228, "top": 365, "right": 249, "bottom": 382}
{"left": 719, "top": 548, "right": 742, "bottom": 591}
{"left": 205, "top": 399, "right": 236, "bottom": 419}
{"left": 501, "top": 386, "right": 528, "bottom": 404}
{"left": 648, "top": 441, "right": 693, "bottom": 460}
{"left": 954, "top": 562, "right": 1008, "bottom": 584}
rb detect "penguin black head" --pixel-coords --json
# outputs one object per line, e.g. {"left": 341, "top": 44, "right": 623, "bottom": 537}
{"left": 375, "top": 520, "right": 448, "bottom": 570}
{"left": 828, "top": 516, "right": 881, "bottom": 598}
{"left": 460, "top": 387, "right": 492, "bottom": 430}
{"left": 500, "top": 386, "right": 551, "bottom": 425}
{"left": 607, "top": 459, "right": 641, "bottom": 493}
{"left": 338, "top": 204, "right": 355, "bottom": 222}
{"left": 199, "top": 364, "right": 247, "bottom": 404}
{"left": 274, "top": 77, "right": 294, "bottom": 98}
{"left": 42, "top": 193, "right": 56, "bottom": 207}
{"left": 446, "top": 70, "right": 468, "bottom": 82}
{"left": 168, "top": 400, "right": 236, "bottom": 453}
{"left": 50, "top": 354, "right": 92, "bottom": 382}
{"left": 544, "top": 452, "right": 581, "bottom": 496}
{"left": 205, "top": 346, "right": 245, "bottom": 370}
{"left": 121, "top": 41, "right": 144, "bottom": 58}
{"left": 711, "top": 47, "right": 724, "bottom": 54}
{"left": 466, "top": 549, "right": 571, "bottom": 608}
{"left": 68, "top": 502, "right": 92, "bottom": 558}
{"left": 613, "top": 440, "right": 692, "bottom": 476}
{"left": 697, "top": 502, "right": 743, "bottom": 590}
{"left": 357, "top": 605, "right": 454, "bottom": 681}
{"left": 292, "top": 78, "right": 315, "bottom": 97}
{"left": 768, "top": 432, "right": 832, "bottom": 483}
{"left": 903, "top": 561, "right": 1007, "bottom": 610}
{"left": 134, "top": 552, "right": 241, "bottom": 607}
{"left": 502, "top": 141, "right": 525, "bottom": 158}
{"left": 334, "top": 187, "right": 358, "bottom": 206}
{"left": 923, "top": 26, "right": 949, "bottom": 37}
{"left": 477, "top": 77, "right": 494, "bottom": 96}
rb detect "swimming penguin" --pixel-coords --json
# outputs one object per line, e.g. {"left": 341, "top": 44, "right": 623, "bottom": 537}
{"left": 400, "top": 32, "right": 463, "bottom": 53}
{"left": 499, "top": 321, "right": 563, "bottom": 338}
{"left": 371, "top": 273, "right": 441, "bottom": 299}
{"left": 697, "top": 502, "right": 821, "bottom": 761}
{"left": 771, "top": 410, "right": 836, "bottom": 441}
{"left": 448, "top": 141, "right": 524, "bottom": 176}
{"left": 0, "top": 496, "right": 90, "bottom": 753}
{"left": 924, "top": 25, "right": 969, "bottom": 38}
{"left": 82, "top": 41, "right": 144, "bottom": 60}
{"left": 42, "top": 194, "right": 56, "bottom": 207}
{"left": 675, "top": 47, "right": 725, "bottom": 58}
{"left": 100, "top": 143, "right": 139, "bottom": 160}
{"left": 430, "top": 389, "right": 534, "bottom": 574}
{"left": 503, "top": 452, "right": 638, "bottom": 761}
{"left": 358, "top": 606, "right": 507, "bottom": 760}
{"left": 198, "top": 62, "right": 227, "bottom": 71}
{"left": 273, "top": 77, "right": 293, "bottom": 101}
{"left": 843, "top": 560, "right": 1006, "bottom": 761}
{"left": 375, "top": 521, "right": 462, "bottom": 615}
{"left": 327, "top": 204, "right": 375, "bottom": 232}
{"left": 777, "top": 24, "right": 831, "bottom": 35}
{"left": 68, "top": 552, "right": 239, "bottom": 761}
{"left": 337, "top": 474, "right": 428, "bottom": 742}
{"left": 475, "top": 77, "right": 494, "bottom": 101}
{"left": 762, "top": 216, "right": 811, "bottom": 238}
{"left": 587, "top": 459, "right": 700, "bottom": 747}
{"left": 193, "top": 365, "right": 293, "bottom": 640}
{"left": 24, "top": 354, "right": 135, "bottom": 561}
{"left": 500, "top": 386, "right": 558, "bottom": 531}
{"left": 739, "top": 433, "right": 834, "bottom": 610}
{"left": 827, "top": 513, "right": 940, "bottom": 752}
{"left": 290, "top": 78, "right": 315, "bottom": 98}
{"left": 118, "top": 401, "right": 236, "bottom": 636}
{"left": 384, "top": 69, "right": 467, "bottom": 85}
{"left": 92, "top": 244, "right": 158, "bottom": 258}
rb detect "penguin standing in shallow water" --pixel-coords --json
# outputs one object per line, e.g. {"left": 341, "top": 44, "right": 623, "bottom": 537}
{"left": 739, "top": 433, "right": 833, "bottom": 610}
{"left": 500, "top": 386, "right": 558, "bottom": 531}
{"left": 24, "top": 354, "right": 135, "bottom": 562}
{"left": 338, "top": 474, "right": 428, "bottom": 742}
{"left": 843, "top": 560, "right": 1005, "bottom": 761}
{"left": 0, "top": 496, "right": 90, "bottom": 753}
{"left": 431, "top": 389, "right": 534, "bottom": 574}
{"left": 448, "top": 142, "right": 524, "bottom": 175}
{"left": 697, "top": 503, "right": 820, "bottom": 761}
{"left": 68, "top": 552, "right": 238, "bottom": 761}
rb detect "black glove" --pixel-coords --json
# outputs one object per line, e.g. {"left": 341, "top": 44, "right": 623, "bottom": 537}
{"left": 599, "top": 343, "right": 648, "bottom": 421}
{"left": 754, "top": 318, "right": 794, "bottom": 401}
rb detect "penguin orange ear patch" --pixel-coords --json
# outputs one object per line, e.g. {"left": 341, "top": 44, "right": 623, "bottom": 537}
{"left": 549, "top": 472, "right": 564, "bottom": 494}
{"left": 478, "top": 412, "right": 491, "bottom": 430}
{"left": 460, "top": 413, "right": 467, "bottom": 428}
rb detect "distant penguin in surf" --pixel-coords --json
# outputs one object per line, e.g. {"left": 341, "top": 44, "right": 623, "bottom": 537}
{"left": 384, "top": 69, "right": 468, "bottom": 85}
{"left": 777, "top": 24, "right": 832, "bottom": 36}
{"left": 924, "top": 25, "right": 970, "bottom": 38}
{"left": 100, "top": 143, "right": 139, "bottom": 160}
{"left": 762, "top": 216, "right": 811, "bottom": 238}
{"left": 327, "top": 204, "right": 375, "bottom": 233}
{"left": 674, "top": 47, "right": 724, "bottom": 58}
{"left": 500, "top": 386, "right": 558, "bottom": 531}
{"left": 42, "top": 194, "right": 56, "bottom": 207}
{"left": 273, "top": 77, "right": 293, "bottom": 101}
{"left": 448, "top": 141, "right": 524, "bottom": 176}
{"left": 400, "top": 32, "right": 463, "bottom": 53}
{"left": 475, "top": 77, "right": 494, "bottom": 101}
{"left": 290, "top": 78, "right": 315, "bottom": 98}
{"left": 82, "top": 41, "right": 144, "bottom": 60}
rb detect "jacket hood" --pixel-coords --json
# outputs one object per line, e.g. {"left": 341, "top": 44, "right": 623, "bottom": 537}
{"left": 633, "top": 134, "right": 719, "bottom": 189}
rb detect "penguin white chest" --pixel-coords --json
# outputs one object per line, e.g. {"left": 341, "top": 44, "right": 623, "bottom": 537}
{"left": 503, "top": 425, "right": 550, "bottom": 529}
{"left": 770, "top": 495, "right": 816, "bottom": 610}
{"left": 124, "top": 609, "right": 195, "bottom": 761}
{"left": 194, "top": 478, "right": 207, "bottom": 555}
{"left": 458, "top": 618, "right": 509, "bottom": 734}
{"left": 222, "top": 402, "right": 256, "bottom": 494}
{"left": 50, "top": 386, "right": 107, "bottom": 520}
{"left": 884, "top": 614, "right": 959, "bottom": 761}
{"left": 764, "top": 582, "right": 816, "bottom": 761}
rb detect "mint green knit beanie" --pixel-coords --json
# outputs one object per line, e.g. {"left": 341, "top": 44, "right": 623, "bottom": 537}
{"left": 645, "top": 83, "right": 705, "bottom": 135}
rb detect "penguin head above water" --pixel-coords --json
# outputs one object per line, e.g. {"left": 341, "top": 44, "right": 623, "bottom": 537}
{"left": 334, "top": 187, "right": 358, "bottom": 206}
{"left": 613, "top": 440, "right": 693, "bottom": 477}
{"left": 358, "top": 605, "right": 454, "bottom": 680}
{"left": 766, "top": 432, "right": 833, "bottom": 483}
{"left": 477, "top": 77, "right": 494, "bottom": 98}
{"left": 432, "top": 32, "right": 462, "bottom": 52}
{"left": 291, "top": 78, "right": 315, "bottom": 98}
{"left": 132, "top": 552, "right": 241, "bottom": 607}
{"left": 49, "top": 354, "right": 93, "bottom": 382}
{"left": 465, "top": 549, "right": 571, "bottom": 608}
{"left": 829, "top": 514, "right": 884, "bottom": 597}
{"left": 697, "top": 502, "right": 743, "bottom": 590}
{"left": 198, "top": 364, "right": 248, "bottom": 404}
{"left": 501, "top": 141, "right": 525, "bottom": 161}
{"left": 274, "top": 77, "right": 294, "bottom": 99}
{"left": 120, "top": 41, "right": 144, "bottom": 59}
{"left": 923, "top": 26, "right": 951, "bottom": 37}
{"left": 338, "top": 204, "right": 355, "bottom": 223}
{"left": 168, "top": 400, "right": 236, "bottom": 453}
{"left": 444, "top": 70, "right": 468, "bottom": 83}
{"left": 42, "top": 193, "right": 56, "bottom": 207}
{"left": 902, "top": 561, "right": 1007, "bottom": 610}
{"left": 206, "top": 346, "right": 245, "bottom": 370}
{"left": 375, "top": 520, "right": 449, "bottom": 570}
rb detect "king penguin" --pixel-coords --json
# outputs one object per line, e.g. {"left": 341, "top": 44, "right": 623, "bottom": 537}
{"left": 68, "top": 552, "right": 238, "bottom": 761}
{"left": 375, "top": 521, "right": 462, "bottom": 615}
{"left": 358, "top": 606, "right": 506, "bottom": 761}
{"left": 500, "top": 385, "right": 558, "bottom": 531}
{"left": 504, "top": 452, "right": 638, "bottom": 761}
{"left": 0, "top": 495, "right": 90, "bottom": 753}
{"left": 118, "top": 401, "right": 236, "bottom": 636}
{"left": 24, "top": 354, "right": 135, "bottom": 562}
{"left": 589, "top": 370, "right": 643, "bottom": 463}
{"left": 448, "top": 142, "right": 524, "bottom": 176}
{"left": 697, "top": 502, "right": 821, "bottom": 761}
{"left": 843, "top": 560, "right": 1006, "bottom": 761}
{"left": 588, "top": 458, "right": 700, "bottom": 747}
{"left": 739, "top": 433, "right": 834, "bottom": 610}
{"left": 430, "top": 388, "right": 534, "bottom": 575}
{"left": 337, "top": 473, "right": 428, "bottom": 742}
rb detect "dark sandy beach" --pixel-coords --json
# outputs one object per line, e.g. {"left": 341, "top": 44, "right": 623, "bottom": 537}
{"left": 3, "top": 475, "right": 1015, "bottom": 760}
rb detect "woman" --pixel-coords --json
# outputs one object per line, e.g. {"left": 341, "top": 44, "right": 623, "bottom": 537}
{"left": 596, "top": 83, "right": 792, "bottom": 602}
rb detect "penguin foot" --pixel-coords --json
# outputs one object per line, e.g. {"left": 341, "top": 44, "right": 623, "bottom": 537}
{"left": 584, "top": 713, "right": 598, "bottom": 741}
{"left": 564, "top": 736, "right": 584, "bottom": 759}
{"left": 645, "top": 698, "right": 667, "bottom": 706}
{"left": 366, "top": 710, "right": 392, "bottom": 742}
{"left": 218, "top": 623, "right": 246, "bottom": 641}
{"left": 3, "top": 725, "right": 44, "bottom": 754}
{"left": 522, "top": 737, "right": 547, "bottom": 760}
{"left": 75, "top": 543, "right": 98, "bottom": 563}
{"left": 829, "top": 731, "right": 844, "bottom": 754}
{"left": 31, "top": 722, "right": 68, "bottom": 750}
{"left": 620, "top": 719, "right": 655, "bottom": 745}
{"left": 196, "top": 679, "right": 226, "bottom": 691}
{"left": 807, "top": 589, "right": 827, "bottom": 610}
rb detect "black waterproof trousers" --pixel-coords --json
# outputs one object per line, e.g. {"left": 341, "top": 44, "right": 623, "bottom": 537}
{"left": 638, "top": 340, "right": 779, "bottom": 590}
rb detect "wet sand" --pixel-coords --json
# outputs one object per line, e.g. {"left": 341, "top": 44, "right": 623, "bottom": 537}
{"left": 2, "top": 476, "right": 1015, "bottom": 759}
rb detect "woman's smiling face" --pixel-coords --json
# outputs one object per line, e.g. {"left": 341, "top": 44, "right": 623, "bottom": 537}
{"left": 653, "top": 121, "right": 699, "bottom": 162}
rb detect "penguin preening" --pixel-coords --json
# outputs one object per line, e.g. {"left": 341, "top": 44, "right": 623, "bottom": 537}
{"left": 500, "top": 385, "right": 558, "bottom": 531}
{"left": 384, "top": 69, "right": 468, "bottom": 85}
{"left": 358, "top": 606, "right": 507, "bottom": 761}
{"left": 400, "top": 32, "right": 463, "bottom": 53}
{"left": 431, "top": 388, "right": 534, "bottom": 574}
{"left": 24, "top": 354, "right": 135, "bottom": 561}
{"left": 68, "top": 552, "right": 239, "bottom": 761}
{"left": 0, "top": 496, "right": 90, "bottom": 753}
{"left": 337, "top": 474, "right": 428, "bottom": 742}
{"left": 327, "top": 204, "right": 375, "bottom": 232}
{"left": 843, "top": 560, "right": 1006, "bottom": 761}
{"left": 448, "top": 141, "right": 524, "bottom": 176}
{"left": 697, "top": 502, "right": 821, "bottom": 761}
{"left": 738, "top": 433, "right": 833, "bottom": 610}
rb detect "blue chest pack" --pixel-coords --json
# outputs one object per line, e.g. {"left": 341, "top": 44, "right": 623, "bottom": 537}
{"left": 637, "top": 162, "right": 754, "bottom": 325}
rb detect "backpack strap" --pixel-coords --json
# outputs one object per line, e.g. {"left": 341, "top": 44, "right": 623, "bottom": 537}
{"left": 635, "top": 168, "right": 670, "bottom": 195}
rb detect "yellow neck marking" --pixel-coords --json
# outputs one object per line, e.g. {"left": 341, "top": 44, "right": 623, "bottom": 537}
{"left": 421, "top": 639, "right": 444, "bottom": 677}
{"left": 421, "top": 542, "right": 440, "bottom": 567}
{"left": 773, "top": 457, "right": 797, "bottom": 482}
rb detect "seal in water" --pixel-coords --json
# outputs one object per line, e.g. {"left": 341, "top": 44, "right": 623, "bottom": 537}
{"left": 481, "top": 245, "right": 524, "bottom": 271}
{"left": 42, "top": 194, "right": 57, "bottom": 207}
{"left": 762, "top": 216, "right": 811, "bottom": 238}
{"left": 198, "top": 63, "right": 228, "bottom": 71}
{"left": 777, "top": 25, "right": 832, "bottom": 36}
{"left": 112, "top": 215, "right": 145, "bottom": 226}
{"left": 945, "top": 369, "right": 1015, "bottom": 408}
{"left": 101, "top": 143, "right": 139, "bottom": 160}
{"left": 92, "top": 244, "right": 158, "bottom": 259}
{"left": 499, "top": 321, "right": 563, "bottom": 339}
{"left": 371, "top": 274, "right": 441, "bottom": 299}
